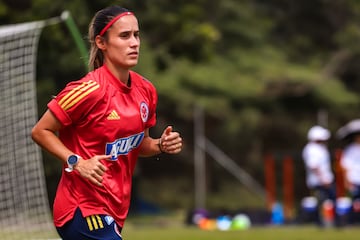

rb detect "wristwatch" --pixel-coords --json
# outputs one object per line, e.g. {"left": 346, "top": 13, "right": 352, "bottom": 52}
{"left": 65, "top": 154, "right": 80, "bottom": 172}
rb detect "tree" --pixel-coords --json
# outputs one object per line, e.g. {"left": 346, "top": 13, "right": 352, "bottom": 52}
{"left": 3, "top": 0, "right": 360, "bottom": 208}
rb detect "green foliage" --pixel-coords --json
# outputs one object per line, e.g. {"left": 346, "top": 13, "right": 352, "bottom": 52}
{"left": 4, "top": 0, "right": 360, "bottom": 208}
{"left": 315, "top": 78, "right": 359, "bottom": 107}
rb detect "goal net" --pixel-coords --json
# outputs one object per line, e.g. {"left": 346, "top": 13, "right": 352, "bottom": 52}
{"left": 0, "top": 20, "right": 58, "bottom": 239}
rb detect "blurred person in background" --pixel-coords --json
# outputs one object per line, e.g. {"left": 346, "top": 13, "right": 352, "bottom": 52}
{"left": 31, "top": 5, "right": 182, "bottom": 240}
{"left": 340, "top": 132, "right": 360, "bottom": 201}
{"left": 337, "top": 119, "right": 360, "bottom": 223}
{"left": 302, "top": 125, "right": 336, "bottom": 226}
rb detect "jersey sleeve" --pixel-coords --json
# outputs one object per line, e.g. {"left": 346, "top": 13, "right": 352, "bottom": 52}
{"left": 47, "top": 79, "right": 102, "bottom": 127}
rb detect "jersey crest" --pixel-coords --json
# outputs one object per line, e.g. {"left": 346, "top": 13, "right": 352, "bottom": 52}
{"left": 140, "top": 101, "right": 149, "bottom": 123}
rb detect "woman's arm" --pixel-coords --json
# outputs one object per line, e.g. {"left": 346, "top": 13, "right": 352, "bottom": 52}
{"left": 31, "top": 110, "right": 109, "bottom": 186}
{"left": 31, "top": 110, "right": 73, "bottom": 163}
{"left": 139, "top": 126, "right": 182, "bottom": 157}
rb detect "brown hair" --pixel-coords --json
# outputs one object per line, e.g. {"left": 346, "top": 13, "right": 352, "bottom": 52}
{"left": 88, "top": 6, "right": 131, "bottom": 70}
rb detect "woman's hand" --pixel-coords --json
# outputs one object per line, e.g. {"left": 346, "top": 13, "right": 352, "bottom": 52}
{"left": 159, "top": 126, "right": 182, "bottom": 154}
{"left": 74, "top": 155, "right": 111, "bottom": 187}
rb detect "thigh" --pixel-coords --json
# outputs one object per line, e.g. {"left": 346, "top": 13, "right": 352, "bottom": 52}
{"left": 56, "top": 208, "right": 123, "bottom": 240}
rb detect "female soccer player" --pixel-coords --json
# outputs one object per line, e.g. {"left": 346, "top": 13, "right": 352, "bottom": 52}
{"left": 31, "top": 5, "right": 183, "bottom": 239}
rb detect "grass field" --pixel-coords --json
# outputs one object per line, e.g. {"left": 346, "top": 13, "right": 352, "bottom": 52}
{"left": 119, "top": 212, "right": 360, "bottom": 240}
{"left": 122, "top": 225, "right": 360, "bottom": 240}
{"left": 3, "top": 223, "right": 360, "bottom": 240}
{"left": 3, "top": 213, "right": 360, "bottom": 239}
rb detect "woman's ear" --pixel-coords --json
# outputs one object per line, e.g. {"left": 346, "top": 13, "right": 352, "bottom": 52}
{"left": 95, "top": 35, "right": 106, "bottom": 51}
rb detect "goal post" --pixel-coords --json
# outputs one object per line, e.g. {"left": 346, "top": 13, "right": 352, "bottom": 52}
{"left": 0, "top": 11, "right": 87, "bottom": 239}
{"left": 61, "top": 11, "right": 89, "bottom": 69}
{"left": 0, "top": 19, "right": 56, "bottom": 239}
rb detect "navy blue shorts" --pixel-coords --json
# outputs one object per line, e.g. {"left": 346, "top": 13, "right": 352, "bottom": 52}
{"left": 56, "top": 208, "right": 123, "bottom": 240}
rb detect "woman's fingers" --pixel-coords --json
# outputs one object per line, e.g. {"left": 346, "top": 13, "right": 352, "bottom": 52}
{"left": 76, "top": 155, "right": 111, "bottom": 186}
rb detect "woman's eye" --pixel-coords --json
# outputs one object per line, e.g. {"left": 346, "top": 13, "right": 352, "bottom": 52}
{"left": 120, "top": 33, "right": 130, "bottom": 38}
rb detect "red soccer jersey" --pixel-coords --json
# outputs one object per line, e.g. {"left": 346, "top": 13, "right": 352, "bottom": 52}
{"left": 47, "top": 65, "right": 157, "bottom": 228}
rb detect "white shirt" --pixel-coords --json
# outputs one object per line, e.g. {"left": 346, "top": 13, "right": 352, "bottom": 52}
{"left": 302, "top": 142, "right": 334, "bottom": 188}
{"left": 340, "top": 143, "right": 360, "bottom": 185}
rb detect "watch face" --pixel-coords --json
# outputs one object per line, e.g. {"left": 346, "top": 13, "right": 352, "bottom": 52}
{"left": 68, "top": 155, "right": 78, "bottom": 165}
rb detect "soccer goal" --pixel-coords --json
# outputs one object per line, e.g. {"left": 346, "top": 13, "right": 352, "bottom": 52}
{"left": 0, "top": 12, "right": 85, "bottom": 240}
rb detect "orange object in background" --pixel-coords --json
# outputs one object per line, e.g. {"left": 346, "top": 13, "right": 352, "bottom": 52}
{"left": 264, "top": 154, "right": 276, "bottom": 210}
{"left": 321, "top": 199, "right": 335, "bottom": 227}
{"left": 334, "top": 149, "right": 345, "bottom": 198}
{"left": 283, "top": 155, "right": 294, "bottom": 220}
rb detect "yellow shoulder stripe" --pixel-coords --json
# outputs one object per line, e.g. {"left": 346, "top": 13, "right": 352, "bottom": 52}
{"left": 59, "top": 80, "right": 100, "bottom": 111}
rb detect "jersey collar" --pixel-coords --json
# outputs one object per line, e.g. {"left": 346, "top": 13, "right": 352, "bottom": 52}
{"left": 102, "top": 65, "right": 132, "bottom": 93}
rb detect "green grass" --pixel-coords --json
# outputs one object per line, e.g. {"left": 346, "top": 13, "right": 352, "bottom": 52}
{"left": 120, "top": 212, "right": 360, "bottom": 240}
{"left": 3, "top": 223, "right": 360, "bottom": 240}
{"left": 3, "top": 212, "right": 360, "bottom": 240}
{"left": 122, "top": 225, "right": 360, "bottom": 240}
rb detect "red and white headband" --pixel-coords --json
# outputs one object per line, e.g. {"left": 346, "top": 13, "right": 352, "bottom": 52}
{"left": 99, "top": 11, "right": 134, "bottom": 36}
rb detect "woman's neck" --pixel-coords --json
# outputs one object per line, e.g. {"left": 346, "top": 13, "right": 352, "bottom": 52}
{"left": 104, "top": 61, "right": 130, "bottom": 86}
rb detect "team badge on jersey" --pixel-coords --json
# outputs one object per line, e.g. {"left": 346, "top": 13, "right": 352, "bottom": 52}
{"left": 140, "top": 101, "right": 149, "bottom": 123}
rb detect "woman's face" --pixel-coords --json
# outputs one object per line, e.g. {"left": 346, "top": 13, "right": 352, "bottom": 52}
{"left": 101, "top": 15, "right": 140, "bottom": 69}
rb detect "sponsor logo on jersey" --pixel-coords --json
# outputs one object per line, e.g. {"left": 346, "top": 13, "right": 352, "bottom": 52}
{"left": 140, "top": 101, "right": 149, "bottom": 123}
{"left": 105, "top": 132, "right": 144, "bottom": 160}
